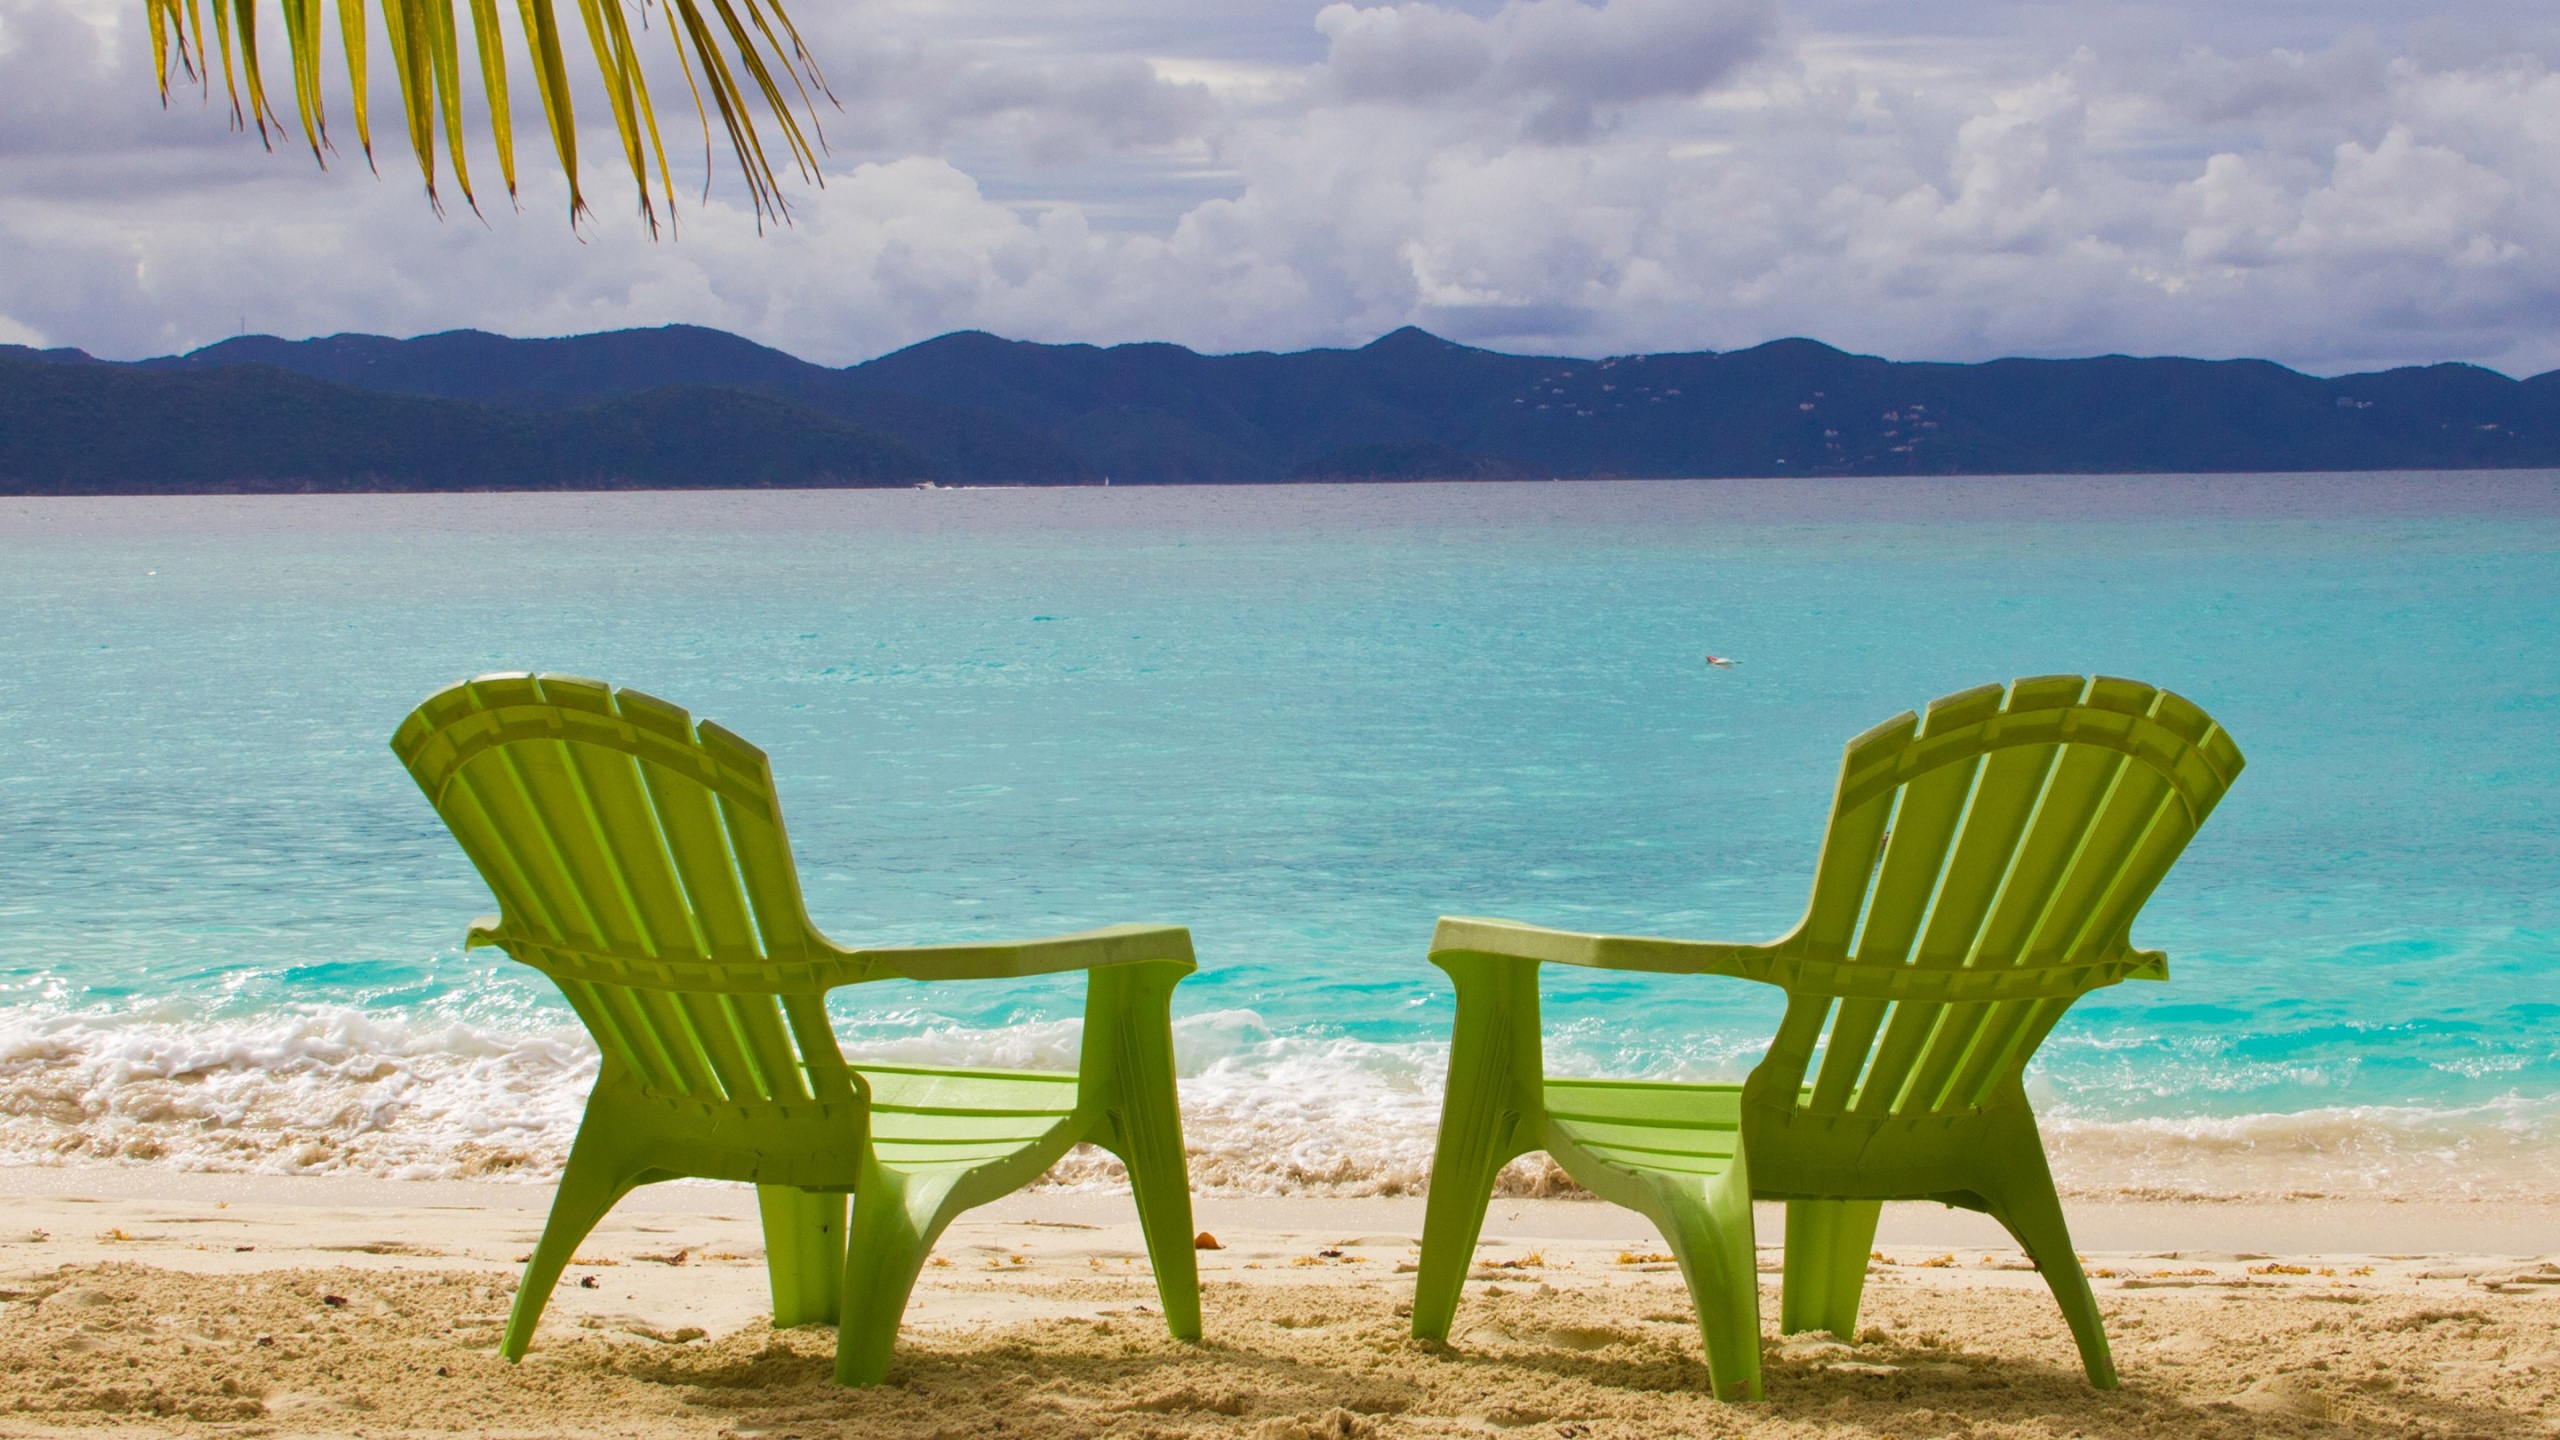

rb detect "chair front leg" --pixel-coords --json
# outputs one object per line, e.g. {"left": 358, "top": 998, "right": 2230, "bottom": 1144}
{"left": 1981, "top": 1154, "right": 2116, "bottom": 1387}
{"left": 1648, "top": 1161, "right": 1764, "bottom": 1402}
{"left": 836, "top": 1164, "right": 966, "bottom": 1387}
{"left": 1412, "top": 951, "right": 1544, "bottom": 1342}
{"left": 1081, "top": 960, "right": 1203, "bottom": 1341}
{"left": 505, "top": 1091, "right": 653, "bottom": 1360}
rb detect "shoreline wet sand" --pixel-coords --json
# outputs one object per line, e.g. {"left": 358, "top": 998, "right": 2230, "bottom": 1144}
{"left": 3, "top": 1169, "right": 2557, "bottom": 1438}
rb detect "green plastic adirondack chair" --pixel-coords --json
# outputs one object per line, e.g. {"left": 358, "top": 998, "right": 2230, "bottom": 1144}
{"left": 391, "top": 672, "right": 1203, "bottom": 1385}
{"left": 1411, "top": 675, "right": 2244, "bottom": 1401}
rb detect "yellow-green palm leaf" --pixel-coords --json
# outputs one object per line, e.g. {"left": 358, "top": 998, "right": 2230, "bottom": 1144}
{"left": 145, "top": 0, "right": 831, "bottom": 232}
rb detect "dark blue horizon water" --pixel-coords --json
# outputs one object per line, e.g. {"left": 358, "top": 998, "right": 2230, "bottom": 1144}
{"left": 2, "top": 475, "right": 2555, "bottom": 1193}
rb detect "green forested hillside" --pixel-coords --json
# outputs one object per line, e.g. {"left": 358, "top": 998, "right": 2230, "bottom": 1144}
{"left": 0, "top": 360, "right": 933, "bottom": 492}
{"left": 10, "top": 323, "right": 2560, "bottom": 491}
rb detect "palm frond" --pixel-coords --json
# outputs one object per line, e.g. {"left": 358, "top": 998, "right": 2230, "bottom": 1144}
{"left": 144, "top": 0, "right": 834, "bottom": 230}
{"left": 333, "top": 0, "right": 374, "bottom": 165}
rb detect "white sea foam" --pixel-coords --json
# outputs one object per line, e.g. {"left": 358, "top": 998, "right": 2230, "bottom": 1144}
{"left": 0, "top": 1005, "right": 593, "bottom": 1179}
{"left": 2040, "top": 1097, "right": 2560, "bottom": 1201}
{"left": 853, "top": 1009, "right": 1465, "bottom": 1194}
{"left": 4, "top": 1003, "right": 2557, "bottom": 1201}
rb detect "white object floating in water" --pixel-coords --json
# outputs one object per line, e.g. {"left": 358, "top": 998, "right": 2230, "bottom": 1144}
{"left": 1703, "top": 654, "right": 1739, "bottom": 670}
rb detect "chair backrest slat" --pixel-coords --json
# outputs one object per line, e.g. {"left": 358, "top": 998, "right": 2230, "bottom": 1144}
{"left": 700, "top": 722, "right": 815, "bottom": 964}
{"left": 1945, "top": 995, "right": 2070, "bottom": 1111}
{"left": 783, "top": 994, "right": 861, "bottom": 1104}
{"left": 727, "top": 993, "right": 817, "bottom": 1103}
{"left": 1968, "top": 743, "right": 2132, "bottom": 970}
{"left": 632, "top": 986, "right": 728, "bottom": 1097}
{"left": 1913, "top": 741, "right": 2061, "bottom": 965}
{"left": 1804, "top": 998, "right": 1887, "bottom": 1113}
{"left": 671, "top": 991, "right": 769, "bottom": 1101}
{"left": 1754, "top": 994, "right": 1837, "bottom": 1107}
{"left": 1854, "top": 754, "right": 1986, "bottom": 966}
{"left": 394, "top": 673, "right": 860, "bottom": 1108}
{"left": 1764, "top": 676, "right": 2242, "bottom": 1122}
{"left": 1890, "top": 742, "right": 2127, "bottom": 1097}
{"left": 637, "top": 761, "right": 766, "bottom": 961}
{"left": 1885, "top": 998, "right": 1985, "bottom": 1113}
{"left": 1846, "top": 1002, "right": 1938, "bottom": 1117}
{"left": 488, "top": 716, "right": 654, "bottom": 955}
{"left": 563, "top": 744, "right": 709, "bottom": 962}
{"left": 1804, "top": 711, "right": 1998, "bottom": 1112}
{"left": 448, "top": 747, "right": 610, "bottom": 950}
{"left": 2067, "top": 773, "right": 2206, "bottom": 965}
{"left": 2027, "top": 765, "right": 2177, "bottom": 964}
{"left": 1794, "top": 794, "right": 1899, "bottom": 958}
{"left": 1813, "top": 698, "right": 1998, "bottom": 1112}
{"left": 558, "top": 973, "right": 701, "bottom": 1096}
{"left": 553, "top": 975, "right": 676, "bottom": 1095}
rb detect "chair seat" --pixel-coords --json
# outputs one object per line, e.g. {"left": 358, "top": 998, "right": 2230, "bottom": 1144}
{"left": 858, "top": 1063, "right": 1083, "bottom": 1171}
{"left": 1544, "top": 1077, "right": 1744, "bottom": 1180}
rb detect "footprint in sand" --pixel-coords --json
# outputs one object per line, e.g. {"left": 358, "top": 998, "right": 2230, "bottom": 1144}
{"left": 2147, "top": 1331, "right": 2216, "bottom": 1361}
{"left": 264, "top": 1391, "right": 364, "bottom": 1417}
{"left": 39, "top": 1287, "right": 115, "bottom": 1312}
{"left": 2227, "top": 1374, "right": 2336, "bottom": 1420}
{"left": 1776, "top": 1334, "right": 1853, "bottom": 1362}
{"left": 1460, "top": 1322, "right": 1630, "bottom": 1352}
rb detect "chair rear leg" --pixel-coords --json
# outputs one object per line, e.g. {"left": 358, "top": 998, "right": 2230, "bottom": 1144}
{"left": 1988, "top": 1181, "right": 2116, "bottom": 1389}
{"left": 1411, "top": 1091, "right": 1524, "bottom": 1342}
{"left": 503, "top": 1131, "right": 644, "bottom": 1360}
{"left": 1650, "top": 1168, "right": 1763, "bottom": 1402}
{"left": 835, "top": 1167, "right": 962, "bottom": 1386}
{"left": 1780, "top": 1199, "right": 1882, "bottom": 1340}
{"left": 757, "top": 1185, "right": 848, "bottom": 1328}
{"left": 1102, "top": 1101, "right": 1202, "bottom": 1342}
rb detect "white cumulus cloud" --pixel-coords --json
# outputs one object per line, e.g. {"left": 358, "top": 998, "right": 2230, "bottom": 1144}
{"left": 6, "top": 0, "right": 2560, "bottom": 374}
{"left": 1314, "top": 0, "right": 1773, "bottom": 138}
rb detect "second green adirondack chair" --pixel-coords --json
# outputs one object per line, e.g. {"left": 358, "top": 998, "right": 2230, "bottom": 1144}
{"left": 1410, "top": 675, "right": 2245, "bottom": 1400}
{"left": 392, "top": 672, "right": 1202, "bottom": 1385}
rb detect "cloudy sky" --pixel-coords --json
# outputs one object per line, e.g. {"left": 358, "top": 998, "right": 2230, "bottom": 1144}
{"left": 5, "top": 0, "right": 2560, "bottom": 372}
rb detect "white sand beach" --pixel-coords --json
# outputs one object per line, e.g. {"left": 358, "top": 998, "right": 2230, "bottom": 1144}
{"left": 4, "top": 1166, "right": 2557, "bottom": 1439}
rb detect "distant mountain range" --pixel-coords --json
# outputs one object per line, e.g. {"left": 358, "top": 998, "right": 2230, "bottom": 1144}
{"left": 7, "top": 323, "right": 2560, "bottom": 492}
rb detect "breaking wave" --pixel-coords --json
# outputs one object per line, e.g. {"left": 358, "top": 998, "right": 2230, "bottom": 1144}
{"left": 5, "top": 1002, "right": 2558, "bottom": 1201}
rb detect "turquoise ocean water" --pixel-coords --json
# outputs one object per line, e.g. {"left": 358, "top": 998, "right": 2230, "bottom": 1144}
{"left": 2, "top": 476, "right": 2555, "bottom": 1198}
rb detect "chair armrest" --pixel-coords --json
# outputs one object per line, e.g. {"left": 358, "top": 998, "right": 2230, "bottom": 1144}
{"left": 851, "top": 922, "right": 1196, "bottom": 982}
{"left": 1434, "top": 917, "right": 2167, "bottom": 1000}
{"left": 1430, "top": 916, "right": 1779, "bottom": 981}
